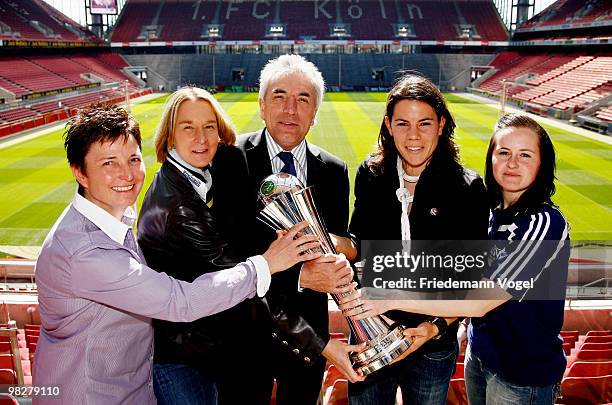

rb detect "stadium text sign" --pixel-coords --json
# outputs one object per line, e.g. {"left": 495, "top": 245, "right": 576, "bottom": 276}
{"left": 195, "top": 0, "right": 424, "bottom": 21}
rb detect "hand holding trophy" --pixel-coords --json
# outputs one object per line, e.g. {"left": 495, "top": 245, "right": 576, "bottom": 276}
{"left": 257, "top": 173, "right": 411, "bottom": 375}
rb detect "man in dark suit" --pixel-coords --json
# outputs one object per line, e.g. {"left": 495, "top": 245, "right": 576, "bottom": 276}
{"left": 235, "top": 54, "right": 364, "bottom": 405}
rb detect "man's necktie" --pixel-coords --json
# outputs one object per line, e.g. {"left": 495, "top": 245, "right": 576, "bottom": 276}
{"left": 278, "top": 151, "right": 297, "bottom": 176}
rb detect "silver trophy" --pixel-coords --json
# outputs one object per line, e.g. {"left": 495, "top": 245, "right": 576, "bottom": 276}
{"left": 258, "top": 173, "right": 411, "bottom": 375}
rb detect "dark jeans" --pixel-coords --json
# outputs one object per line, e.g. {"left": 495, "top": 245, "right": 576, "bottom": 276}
{"left": 153, "top": 363, "right": 217, "bottom": 405}
{"left": 348, "top": 343, "right": 457, "bottom": 405}
{"left": 465, "top": 347, "right": 558, "bottom": 405}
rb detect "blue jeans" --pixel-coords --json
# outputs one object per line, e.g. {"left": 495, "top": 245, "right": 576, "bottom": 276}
{"left": 349, "top": 344, "right": 457, "bottom": 405}
{"left": 153, "top": 363, "right": 217, "bottom": 405}
{"left": 465, "top": 347, "right": 557, "bottom": 405}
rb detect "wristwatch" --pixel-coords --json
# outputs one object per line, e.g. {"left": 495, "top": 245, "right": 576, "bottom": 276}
{"left": 427, "top": 317, "right": 448, "bottom": 340}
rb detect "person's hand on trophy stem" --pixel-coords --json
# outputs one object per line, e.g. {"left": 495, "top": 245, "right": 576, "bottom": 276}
{"left": 389, "top": 321, "right": 439, "bottom": 365}
{"left": 322, "top": 339, "right": 366, "bottom": 383}
{"left": 329, "top": 234, "right": 357, "bottom": 261}
{"left": 262, "top": 221, "right": 322, "bottom": 274}
{"left": 299, "top": 254, "right": 354, "bottom": 294}
{"left": 338, "top": 289, "right": 392, "bottom": 320}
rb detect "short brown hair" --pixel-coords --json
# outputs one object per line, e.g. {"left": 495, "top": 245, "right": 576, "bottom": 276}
{"left": 64, "top": 103, "right": 140, "bottom": 172}
{"left": 154, "top": 87, "right": 236, "bottom": 163}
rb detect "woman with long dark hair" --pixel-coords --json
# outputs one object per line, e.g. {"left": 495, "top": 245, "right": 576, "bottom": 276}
{"left": 337, "top": 73, "right": 490, "bottom": 404}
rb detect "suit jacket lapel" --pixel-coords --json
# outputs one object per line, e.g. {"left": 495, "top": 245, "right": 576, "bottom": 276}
{"left": 306, "top": 142, "right": 324, "bottom": 187}
{"left": 245, "top": 129, "right": 273, "bottom": 187}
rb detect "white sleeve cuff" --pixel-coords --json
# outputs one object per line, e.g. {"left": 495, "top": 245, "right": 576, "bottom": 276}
{"left": 249, "top": 255, "right": 271, "bottom": 297}
{"left": 297, "top": 263, "right": 305, "bottom": 292}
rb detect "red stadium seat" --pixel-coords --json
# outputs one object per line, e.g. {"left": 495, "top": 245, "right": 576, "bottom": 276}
{"left": 0, "top": 369, "right": 16, "bottom": 384}
{"left": 565, "top": 361, "right": 612, "bottom": 378}
{"left": 580, "top": 342, "right": 612, "bottom": 351}
{"left": 584, "top": 336, "right": 612, "bottom": 344}
{"left": 0, "top": 393, "right": 19, "bottom": 405}
{"left": 586, "top": 330, "right": 612, "bottom": 337}
{"left": 324, "top": 379, "right": 348, "bottom": 405}
{"left": 559, "top": 375, "right": 612, "bottom": 404}
{"left": 25, "top": 333, "right": 39, "bottom": 346}
{"left": 452, "top": 363, "right": 465, "bottom": 379}
{"left": 575, "top": 349, "right": 612, "bottom": 362}
{"left": 563, "top": 342, "right": 572, "bottom": 355}
{"left": 447, "top": 378, "right": 468, "bottom": 405}
{"left": 0, "top": 355, "right": 12, "bottom": 370}
{"left": 320, "top": 364, "right": 345, "bottom": 403}
{"left": 561, "top": 331, "right": 580, "bottom": 338}
{"left": 26, "top": 342, "right": 37, "bottom": 356}
{"left": 562, "top": 334, "right": 579, "bottom": 348}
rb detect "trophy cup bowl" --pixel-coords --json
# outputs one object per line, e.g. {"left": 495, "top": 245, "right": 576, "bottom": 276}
{"left": 258, "top": 173, "right": 411, "bottom": 375}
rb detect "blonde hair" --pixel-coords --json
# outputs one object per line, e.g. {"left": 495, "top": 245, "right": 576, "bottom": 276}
{"left": 154, "top": 87, "right": 236, "bottom": 162}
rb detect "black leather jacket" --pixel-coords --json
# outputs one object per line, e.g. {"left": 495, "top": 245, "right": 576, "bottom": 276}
{"left": 137, "top": 145, "right": 329, "bottom": 372}
{"left": 137, "top": 145, "right": 261, "bottom": 371}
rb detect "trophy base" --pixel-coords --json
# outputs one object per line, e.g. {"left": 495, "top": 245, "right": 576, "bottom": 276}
{"left": 351, "top": 325, "right": 411, "bottom": 376}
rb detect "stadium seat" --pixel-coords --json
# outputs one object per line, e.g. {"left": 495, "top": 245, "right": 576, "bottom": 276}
{"left": 580, "top": 342, "right": 612, "bottom": 351}
{"left": 586, "top": 330, "right": 612, "bottom": 337}
{"left": 323, "top": 379, "right": 348, "bottom": 405}
{"left": 574, "top": 349, "right": 612, "bottom": 363}
{"left": 559, "top": 375, "right": 612, "bottom": 404}
{"left": 26, "top": 342, "right": 37, "bottom": 355}
{"left": 320, "top": 364, "right": 344, "bottom": 402}
{"left": 0, "top": 393, "right": 19, "bottom": 405}
{"left": 447, "top": 378, "right": 468, "bottom": 405}
{"left": 0, "top": 355, "right": 12, "bottom": 370}
{"left": 565, "top": 361, "right": 612, "bottom": 378}
{"left": 583, "top": 336, "right": 612, "bottom": 344}
{"left": 0, "top": 369, "right": 16, "bottom": 384}
{"left": 563, "top": 342, "right": 573, "bottom": 355}
{"left": 452, "top": 363, "right": 465, "bottom": 379}
{"left": 270, "top": 379, "right": 276, "bottom": 405}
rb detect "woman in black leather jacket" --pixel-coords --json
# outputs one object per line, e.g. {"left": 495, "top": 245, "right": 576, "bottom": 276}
{"left": 137, "top": 87, "right": 320, "bottom": 405}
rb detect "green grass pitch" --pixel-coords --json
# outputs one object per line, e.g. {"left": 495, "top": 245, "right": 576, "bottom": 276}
{"left": 0, "top": 92, "right": 610, "bottom": 248}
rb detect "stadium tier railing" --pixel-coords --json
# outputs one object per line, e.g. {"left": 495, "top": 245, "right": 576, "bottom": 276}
{"left": 0, "top": 89, "right": 153, "bottom": 139}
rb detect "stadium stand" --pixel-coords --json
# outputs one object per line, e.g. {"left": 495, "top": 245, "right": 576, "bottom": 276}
{"left": 475, "top": 53, "right": 612, "bottom": 113}
{"left": 0, "top": 86, "right": 152, "bottom": 139}
{"left": 593, "top": 104, "right": 612, "bottom": 122}
{"left": 0, "top": 54, "right": 138, "bottom": 100}
{"left": 124, "top": 52, "right": 495, "bottom": 92}
{"left": 0, "top": 48, "right": 151, "bottom": 139}
{"left": 0, "top": 0, "right": 97, "bottom": 42}
{"left": 110, "top": 0, "right": 508, "bottom": 42}
{"left": 518, "top": 0, "right": 611, "bottom": 30}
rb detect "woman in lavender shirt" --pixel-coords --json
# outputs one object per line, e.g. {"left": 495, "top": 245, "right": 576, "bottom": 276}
{"left": 32, "top": 103, "right": 319, "bottom": 404}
